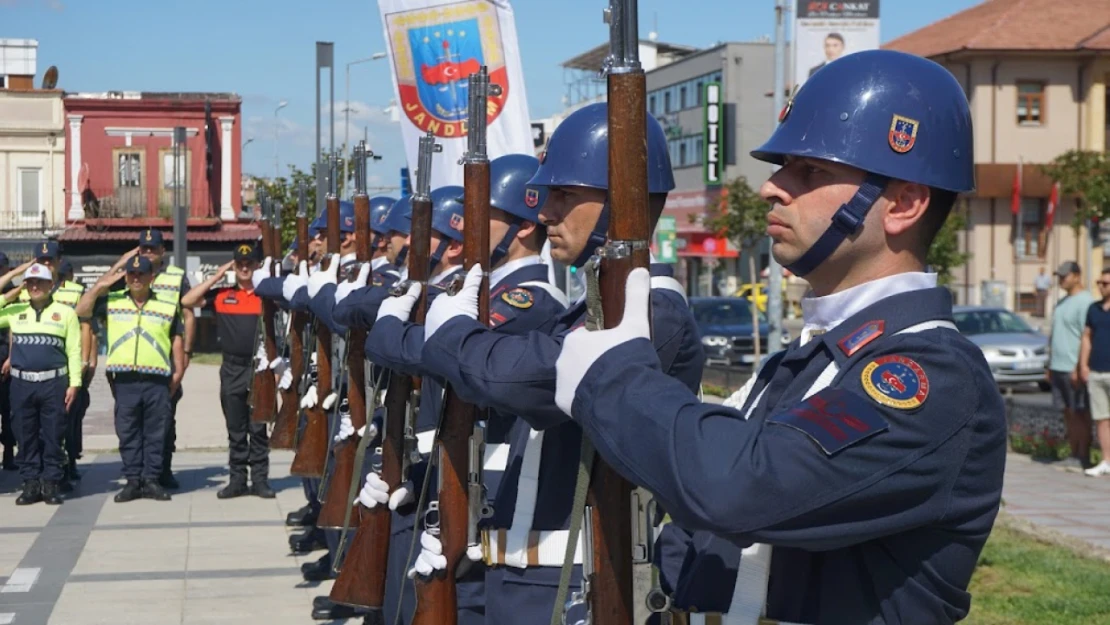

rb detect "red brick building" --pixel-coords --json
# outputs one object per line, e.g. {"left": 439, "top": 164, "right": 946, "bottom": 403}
{"left": 59, "top": 91, "right": 258, "bottom": 267}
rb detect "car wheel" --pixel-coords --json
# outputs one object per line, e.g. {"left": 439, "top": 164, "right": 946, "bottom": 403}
{"left": 1038, "top": 381, "right": 1051, "bottom": 393}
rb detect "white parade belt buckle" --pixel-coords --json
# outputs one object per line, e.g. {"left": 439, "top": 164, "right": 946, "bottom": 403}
{"left": 12, "top": 367, "right": 65, "bottom": 382}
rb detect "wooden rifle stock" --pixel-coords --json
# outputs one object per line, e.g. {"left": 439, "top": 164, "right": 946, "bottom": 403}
{"left": 411, "top": 68, "right": 493, "bottom": 625}
{"left": 291, "top": 168, "right": 342, "bottom": 478}
{"left": 272, "top": 204, "right": 310, "bottom": 449}
{"left": 250, "top": 197, "right": 279, "bottom": 424}
{"left": 587, "top": 3, "right": 649, "bottom": 623}
{"left": 319, "top": 144, "right": 372, "bottom": 529}
{"left": 331, "top": 135, "right": 437, "bottom": 609}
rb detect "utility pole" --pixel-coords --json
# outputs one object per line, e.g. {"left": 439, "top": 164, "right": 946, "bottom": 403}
{"left": 767, "top": 0, "right": 788, "bottom": 350}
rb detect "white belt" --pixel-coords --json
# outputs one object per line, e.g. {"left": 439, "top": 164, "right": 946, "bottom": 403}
{"left": 11, "top": 366, "right": 67, "bottom": 383}
{"left": 482, "top": 528, "right": 583, "bottom": 567}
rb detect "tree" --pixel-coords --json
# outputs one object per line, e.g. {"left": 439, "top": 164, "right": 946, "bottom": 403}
{"left": 1040, "top": 150, "right": 1110, "bottom": 227}
{"left": 704, "top": 176, "right": 769, "bottom": 362}
{"left": 250, "top": 154, "right": 358, "bottom": 251}
{"left": 925, "top": 210, "right": 971, "bottom": 287}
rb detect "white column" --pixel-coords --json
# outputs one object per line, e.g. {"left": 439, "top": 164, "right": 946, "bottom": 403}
{"left": 67, "top": 114, "right": 84, "bottom": 221}
{"left": 219, "top": 116, "right": 235, "bottom": 221}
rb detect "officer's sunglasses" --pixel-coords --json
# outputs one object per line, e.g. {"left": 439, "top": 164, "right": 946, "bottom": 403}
{"left": 24, "top": 278, "right": 50, "bottom": 290}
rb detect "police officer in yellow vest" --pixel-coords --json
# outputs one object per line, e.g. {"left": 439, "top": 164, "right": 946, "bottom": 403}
{"left": 114, "top": 229, "right": 194, "bottom": 489}
{"left": 77, "top": 255, "right": 185, "bottom": 502}
{"left": 0, "top": 263, "right": 82, "bottom": 506}
{"left": 19, "top": 242, "right": 88, "bottom": 485}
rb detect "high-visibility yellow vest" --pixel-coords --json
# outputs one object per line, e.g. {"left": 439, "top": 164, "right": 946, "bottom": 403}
{"left": 0, "top": 298, "right": 82, "bottom": 386}
{"left": 152, "top": 266, "right": 185, "bottom": 308}
{"left": 104, "top": 292, "right": 178, "bottom": 377}
{"left": 19, "top": 279, "right": 84, "bottom": 309}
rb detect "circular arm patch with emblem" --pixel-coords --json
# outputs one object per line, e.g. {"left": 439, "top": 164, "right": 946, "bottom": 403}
{"left": 860, "top": 355, "right": 929, "bottom": 409}
{"left": 501, "top": 288, "right": 533, "bottom": 309}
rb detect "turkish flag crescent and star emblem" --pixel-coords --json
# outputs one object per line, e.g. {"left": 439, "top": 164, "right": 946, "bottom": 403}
{"left": 888, "top": 115, "right": 919, "bottom": 153}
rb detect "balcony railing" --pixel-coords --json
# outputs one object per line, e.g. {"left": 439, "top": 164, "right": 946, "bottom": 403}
{"left": 78, "top": 185, "right": 215, "bottom": 222}
{"left": 0, "top": 209, "right": 65, "bottom": 238}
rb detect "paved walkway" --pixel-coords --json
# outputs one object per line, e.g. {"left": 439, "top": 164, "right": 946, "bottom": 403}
{"left": 1002, "top": 454, "right": 1110, "bottom": 553}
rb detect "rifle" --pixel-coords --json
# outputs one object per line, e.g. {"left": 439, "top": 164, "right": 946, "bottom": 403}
{"left": 411, "top": 68, "right": 496, "bottom": 625}
{"left": 318, "top": 142, "right": 372, "bottom": 529}
{"left": 250, "top": 190, "right": 279, "bottom": 424}
{"left": 291, "top": 155, "right": 341, "bottom": 478}
{"left": 271, "top": 186, "right": 310, "bottom": 450}
{"left": 583, "top": 2, "right": 650, "bottom": 623}
{"left": 330, "top": 131, "right": 440, "bottom": 610}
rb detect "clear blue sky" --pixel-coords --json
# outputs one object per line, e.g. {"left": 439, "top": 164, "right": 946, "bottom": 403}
{"left": 3, "top": 0, "right": 981, "bottom": 194}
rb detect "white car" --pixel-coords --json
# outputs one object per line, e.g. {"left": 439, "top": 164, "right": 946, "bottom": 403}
{"left": 952, "top": 305, "right": 1049, "bottom": 389}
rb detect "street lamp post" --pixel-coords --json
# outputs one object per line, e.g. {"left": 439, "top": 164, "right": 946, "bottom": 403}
{"left": 344, "top": 52, "right": 386, "bottom": 197}
{"left": 273, "top": 101, "right": 288, "bottom": 180}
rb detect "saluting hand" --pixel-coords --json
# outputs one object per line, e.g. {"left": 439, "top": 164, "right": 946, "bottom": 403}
{"left": 65, "top": 387, "right": 78, "bottom": 412}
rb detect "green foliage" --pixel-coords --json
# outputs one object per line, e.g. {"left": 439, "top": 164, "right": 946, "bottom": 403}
{"left": 1040, "top": 150, "right": 1110, "bottom": 227}
{"left": 1008, "top": 424, "right": 1069, "bottom": 461}
{"left": 250, "top": 154, "right": 360, "bottom": 251}
{"left": 704, "top": 176, "right": 768, "bottom": 248}
{"left": 700, "top": 383, "right": 729, "bottom": 398}
{"left": 926, "top": 210, "right": 972, "bottom": 286}
{"left": 968, "top": 524, "right": 1110, "bottom": 624}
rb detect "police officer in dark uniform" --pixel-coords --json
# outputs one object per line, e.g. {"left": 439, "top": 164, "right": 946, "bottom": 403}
{"left": 550, "top": 50, "right": 1006, "bottom": 625}
{"left": 182, "top": 243, "right": 275, "bottom": 499}
{"left": 408, "top": 103, "right": 705, "bottom": 625}
{"left": 0, "top": 252, "right": 15, "bottom": 471}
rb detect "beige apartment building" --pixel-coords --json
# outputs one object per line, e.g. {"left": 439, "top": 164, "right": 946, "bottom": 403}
{"left": 885, "top": 0, "right": 1110, "bottom": 315}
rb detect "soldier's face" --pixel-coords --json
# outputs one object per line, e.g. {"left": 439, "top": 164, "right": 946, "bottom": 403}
{"left": 538, "top": 186, "right": 607, "bottom": 264}
{"left": 234, "top": 259, "right": 258, "bottom": 281}
{"left": 36, "top": 257, "right": 57, "bottom": 273}
{"left": 140, "top": 245, "right": 163, "bottom": 263}
{"left": 24, "top": 278, "right": 51, "bottom": 303}
{"left": 387, "top": 232, "right": 408, "bottom": 265}
{"left": 126, "top": 271, "right": 154, "bottom": 294}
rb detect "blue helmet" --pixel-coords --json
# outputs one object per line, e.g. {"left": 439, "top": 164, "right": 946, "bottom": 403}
{"left": 381, "top": 196, "right": 413, "bottom": 236}
{"left": 308, "top": 202, "right": 356, "bottom": 235}
{"left": 529, "top": 102, "right": 675, "bottom": 194}
{"left": 430, "top": 186, "right": 465, "bottom": 243}
{"left": 750, "top": 49, "right": 975, "bottom": 277}
{"left": 308, "top": 209, "right": 326, "bottom": 236}
{"left": 489, "top": 154, "right": 545, "bottom": 222}
{"left": 369, "top": 196, "right": 397, "bottom": 235}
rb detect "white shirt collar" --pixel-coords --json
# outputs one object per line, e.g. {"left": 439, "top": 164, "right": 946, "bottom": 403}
{"left": 490, "top": 255, "right": 543, "bottom": 289}
{"left": 430, "top": 265, "right": 461, "bottom": 286}
{"left": 371, "top": 256, "right": 389, "bottom": 271}
{"left": 341, "top": 252, "right": 357, "bottom": 264}
{"left": 799, "top": 272, "right": 937, "bottom": 344}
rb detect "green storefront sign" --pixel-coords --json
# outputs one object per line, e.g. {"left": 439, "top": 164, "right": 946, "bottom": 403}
{"left": 656, "top": 215, "right": 677, "bottom": 263}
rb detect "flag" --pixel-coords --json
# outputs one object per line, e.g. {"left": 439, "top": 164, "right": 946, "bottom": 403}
{"left": 1045, "top": 180, "right": 1060, "bottom": 231}
{"left": 1011, "top": 158, "right": 1023, "bottom": 216}
{"left": 377, "top": 0, "right": 533, "bottom": 188}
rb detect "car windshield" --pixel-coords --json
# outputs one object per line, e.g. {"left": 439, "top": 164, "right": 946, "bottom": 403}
{"left": 691, "top": 300, "right": 766, "bottom": 326}
{"left": 953, "top": 309, "right": 1034, "bottom": 335}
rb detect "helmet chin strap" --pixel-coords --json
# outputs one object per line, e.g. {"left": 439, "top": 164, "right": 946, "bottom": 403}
{"left": 785, "top": 173, "right": 889, "bottom": 277}
{"left": 394, "top": 245, "right": 408, "bottom": 268}
{"left": 571, "top": 200, "right": 610, "bottom": 269}
{"left": 490, "top": 218, "right": 523, "bottom": 268}
{"left": 428, "top": 237, "right": 451, "bottom": 277}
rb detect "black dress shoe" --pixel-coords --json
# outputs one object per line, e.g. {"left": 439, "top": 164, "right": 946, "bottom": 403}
{"left": 41, "top": 480, "right": 63, "bottom": 505}
{"left": 286, "top": 505, "right": 317, "bottom": 527}
{"left": 302, "top": 555, "right": 334, "bottom": 581}
{"left": 290, "top": 529, "right": 328, "bottom": 554}
{"left": 217, "top": 481, "right": 249, "bottom": 500}
{"left": 312, "top": 595, "right": 332, "bottom": 608}
{"left": 311, "top": 598, "right": 357, "bottom": 620}
{"left": 251, "top": 480, "right": 276, "bottom": 499}
{"left": 16, "top": 479, "right": 42, "bottom": 505}
{"left": 142, "top": 479, "right": 172, "bottom": 501}
{"left": 158, "top": 472, "right": 180, "bottom": 490}
{"left": 114, "top": 479, "right": 143, "bottom": 503}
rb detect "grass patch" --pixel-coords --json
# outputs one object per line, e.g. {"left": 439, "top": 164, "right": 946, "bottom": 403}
{"left": 189, "top": 352, "right": 223, "bottom": 366}
{"left": 701, "top": 383, "right": 730, "bottom": 398}
{"left": 968, "top": 523, "right": 1110, "bottom": 624}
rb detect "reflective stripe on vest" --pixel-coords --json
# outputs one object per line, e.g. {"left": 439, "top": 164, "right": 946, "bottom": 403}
{"left": 104, "top": 293, "right": 177, "bottom": 375}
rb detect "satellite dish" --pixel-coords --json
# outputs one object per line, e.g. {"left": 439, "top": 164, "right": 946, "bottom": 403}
{"left": 42, "top": 66, "right": 58, "bottom": 90}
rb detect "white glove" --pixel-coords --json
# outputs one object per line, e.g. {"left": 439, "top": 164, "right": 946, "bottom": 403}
{"left": 377, "top": 281, "right": 421, "bottom": 323}
{"left": 307, "top": 255, "right": 339, "bottom": 297}
{"left": 269, "top": 356, "right": 287, "bottom": 376}
{"left": 254, "top": 341, "right": 269, "bottom": 373}
{"left": 300, "top": 385, "right": 318, "bottom": 409}
{"left": 251, "top": 257, "right": 274, "bottom": 290}
{"left": 334, "top": 414, "right": 354, "bottom": 442}
{"left": 277, "top": 365, "right": 294, "bottom": 390}
{"left": 555, "top": 268, "right": 652, "bottom": 416}
{"left": 407, "top": 531, "right": 447, "bottom": 578}
{"left": 335, "top": 263, "right": 371, "bottom": 304}
{"left": 424, "top": 264, "right": 482, "bottom": 341}
{"left": 389, "top": 481, "right": 414, "bottom": 510}
{"left": 282, "top": 261, "right": 309, "bottom": 301}
{"left": 357, "top": 472, "right": 390, "bottom": 508}
{"left": 322, "top": 392, "right": 338, "bottom": 410}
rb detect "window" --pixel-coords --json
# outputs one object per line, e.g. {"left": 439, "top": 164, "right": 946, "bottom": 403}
{"left": 679, "top": 86, "right": 687, "bottom": 110}
{"left": 0, "top": 76, "right": 6, "bottom": 89}
{"left": 1017, "top": 82, "right": 1045, "bottom": 125}
{"left": 694, "top": 81, "right": 703, "bottom": 107}
{"left": 664, "top": 91, "right": 671, "bottom": 113}
{"left": 18, "top": 168, "right": 40, "bottom": 218}
{"left": 1016, "top": 198, "right": 1046, "bottom": 258}
{"left": 649, "top": 94, "right": 657, "bottom": 116}
{"left": 679, "top": 141, "right": 687, "bottom": 165}
{"left": 667, "top": 135, "right": 704, "bottom": 168}
{"left": 162, "top": 152, "right": 186, "bottom": 189}
{"left": 118, "top": 152, "right": 142, "bottom": 187}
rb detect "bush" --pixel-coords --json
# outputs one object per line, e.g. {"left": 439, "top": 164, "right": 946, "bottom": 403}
{"left": 1009, "top": 425, "right": 1069, "bottom": 461}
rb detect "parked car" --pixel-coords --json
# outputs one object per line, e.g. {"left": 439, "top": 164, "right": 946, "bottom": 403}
{"left": 952, "top": 305, "right": 1049, "bottom": 389}
{"left": 690, "top": 297, "right": 789, "bottom": 367}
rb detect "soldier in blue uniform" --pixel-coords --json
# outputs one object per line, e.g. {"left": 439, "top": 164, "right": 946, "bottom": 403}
{"left": 407, "top": 103, "right": 705, "bottom": 625}
{"left": 550, "top": 50, "right": 1006, "bottom": 625}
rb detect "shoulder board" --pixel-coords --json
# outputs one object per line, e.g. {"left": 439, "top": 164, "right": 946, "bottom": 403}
{"left": 517, "top": 280, "right": 569, "bottom": 308}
